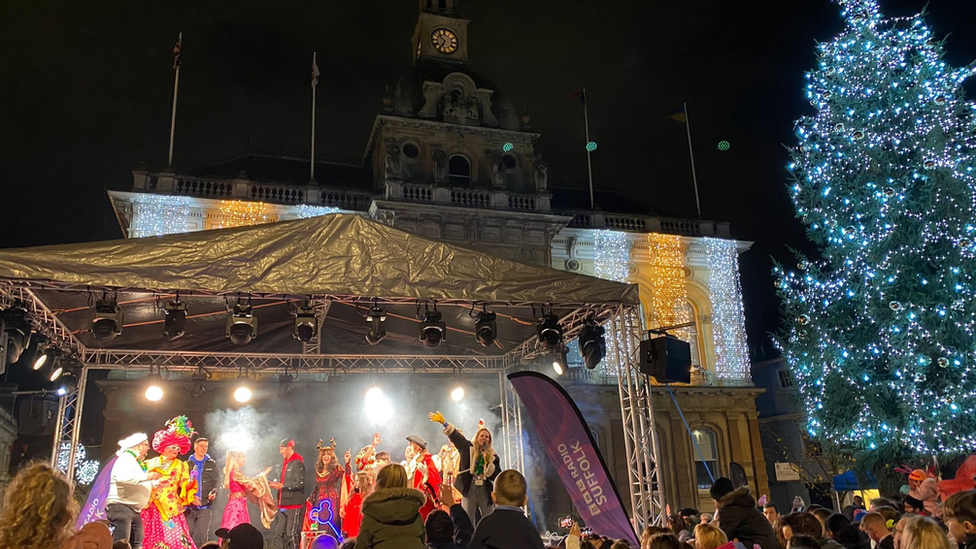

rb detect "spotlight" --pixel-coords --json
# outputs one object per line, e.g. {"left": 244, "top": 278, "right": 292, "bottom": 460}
{"left": 279, "top": 373, "right": 295, "bottom": 397}
{"left": 419, "top": 310, "right": 445, "bottom": 348}
{"left": 552, "top": 346, "right": 568, "bottom": 376}
{"left": 33, "top": 347, "right": 54, "bottom": 371}
{"left": 55, "top": 372, "right": 77, "bottom": 396}
{"left": 475, "top": 311, "right": 497, "bottom": 346}
{"left": 579, "top": 323, "right": 606, "bottom": 370}
{"left": 364, "top": 386, "right": 392, "bottom": 424}
{"left": 163, "top": 300, "right": 187, "bottom": 340}
{"left": 294, "top": 305, "right": 317, "bottom": 343}
{"left": 49, "top": 364, "right": 64, "bottom": 382}
{"left": 537, "top": 313, "right": 563, "bottom": 350}
{"left": 234, "top": 380, "right": 252, "bottom": 403}
{"left": 145, "top": 372, "right": 164, "bottom": 402}
{"left": 365, "top": 307, "right": 387, "bottom": 345}
{"left": 451, "top": 386, "right": 465, "bottom": 402}
{"left": 1, "top": 307, "right": 32, "bottom": 364}
{"left": 190, "top": 371, "right": 208, "bottom": 397}
{"left": 91, "top": 298, "right": 123, "bottom": 341}
{"left": 226, "top": 304, "right": 257, "bottom": 346}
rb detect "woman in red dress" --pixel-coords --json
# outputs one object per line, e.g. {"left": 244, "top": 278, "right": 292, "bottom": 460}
{"left": 303, "top": 443, "right": 347, "bottom": 540}
{"left": 340, "top": 471, "right": 371, "bottom": 539}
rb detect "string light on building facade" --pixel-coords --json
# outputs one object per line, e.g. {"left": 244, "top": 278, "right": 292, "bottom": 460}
{"left": 213, "top": 200, "right": 274, "bottom": 229}
{"left": 131, "top": 195, "right": 192, "bottom": 237}
{"left": 646, "top": 233, "right": 695, "bottom": 350}
{"left": 704, "top": 237, "right": 750, "bottom": 380}
{"left": 295, "top": 205, "right": 341, "bottom": 219}
{"left": 593, "top": 230, "right": 632, "bottom": 376}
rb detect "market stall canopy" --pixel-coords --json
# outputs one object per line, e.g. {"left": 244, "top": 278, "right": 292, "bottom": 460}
{"left": 0, "top": 213, "right": 636, "bottom": 305}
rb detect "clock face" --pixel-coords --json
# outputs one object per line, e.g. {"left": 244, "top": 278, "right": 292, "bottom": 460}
{"left": 430, "top": 28, "right": 458, "bottom": 54}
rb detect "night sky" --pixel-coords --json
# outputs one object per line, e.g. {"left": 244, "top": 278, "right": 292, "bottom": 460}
{"left": 1, "top": 0, "right": 975, "bottom": 349}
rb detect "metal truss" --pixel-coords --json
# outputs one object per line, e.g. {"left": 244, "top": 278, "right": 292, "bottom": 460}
{"left": 0, "top": 283, "right": 87, "bottom": 356}
{"left": 301, "top": 299, "right": 332, "bottom": 355}
{"left": 498, "top": 370, "right": 526, "bottom": 475}
{"left": 85, "top": 349, "right": 508, "bottom": 373}
{"left": 50, "top": 367, "right": 89, "bottom": 482}
{"left": 503, "top": 306, "right": 615, "bottom": 367}
{"left": 614, "top": 305, "right": 666, "bottom": 528}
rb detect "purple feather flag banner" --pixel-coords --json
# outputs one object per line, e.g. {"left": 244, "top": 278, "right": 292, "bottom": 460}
{"left": 76, "top": 456, "right": 116, "bottom": 529}
{"left": 507, "top": 371, "right": 638, "bottom": 545}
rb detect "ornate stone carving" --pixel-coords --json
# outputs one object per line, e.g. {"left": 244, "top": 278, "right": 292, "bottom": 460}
{"left": 385, "top": 140, "right": 401, "bottom": 179}
{"left": 534, "top": 155, "right": 548, "bottom": 190}
{"left": 491, "top": 156, "right": 504, "bottom": 188}
{"left": 432, "top": 149, "right": 447, "bottom": 183}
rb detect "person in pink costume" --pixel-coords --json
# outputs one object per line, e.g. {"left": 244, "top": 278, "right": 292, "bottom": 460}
{"left": 141, "top": 416, "right": 198, "bottom": 549}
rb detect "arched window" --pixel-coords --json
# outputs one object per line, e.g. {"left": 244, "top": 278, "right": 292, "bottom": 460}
{"left": 449, "top": 155, "right": 470, "bottom": 186}
{"left": 677, "top": 300, "right": 704, "bottom": 368}
{"left": 691, "top": 428, "right": 718, "bottom": 491}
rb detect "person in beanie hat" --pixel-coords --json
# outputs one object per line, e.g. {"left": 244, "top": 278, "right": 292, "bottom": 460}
{"left": 142, "top": 416, "right": 199, "bottom": 549}
{"left": 710, "top": 477, "right": 782, "bottom": 549}
{"left": 908, "top": 470, "right": 941, "bottom": 518}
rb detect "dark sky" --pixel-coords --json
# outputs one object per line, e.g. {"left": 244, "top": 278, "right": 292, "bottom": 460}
{"left": 1, "top": 0, "right": 974, "bottom": 349}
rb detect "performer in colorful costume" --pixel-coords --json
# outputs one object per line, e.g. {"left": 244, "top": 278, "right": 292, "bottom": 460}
{"left": 403, "top": 434, "right": 441, "bottom": 520}
{"left": 303, "top": 440, "right": 347, "bottom": 540}
{"left": 340, "top": 471, "right": 371, "bottom": 539}
{"left": 141, "top": 416, "right": 199, "bottom": 549}
{"left": 220, "top": 451, "right": 276, "bottom": 533}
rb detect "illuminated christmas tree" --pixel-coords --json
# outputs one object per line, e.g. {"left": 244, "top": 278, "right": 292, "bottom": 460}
{"left": 776, "top": 0, "right": 976, "bottom": 465}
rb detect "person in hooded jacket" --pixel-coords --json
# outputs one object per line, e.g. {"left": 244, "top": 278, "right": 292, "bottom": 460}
{"left": 709, "top": 478, "right": 783, "bottom": 549}
{"left": 354, "top": 464, "right": 426, "bottom": 549}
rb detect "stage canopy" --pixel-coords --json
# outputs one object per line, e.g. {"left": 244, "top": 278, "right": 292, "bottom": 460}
{"left": 0, "top": 214, "right": 638, "bottom": 359}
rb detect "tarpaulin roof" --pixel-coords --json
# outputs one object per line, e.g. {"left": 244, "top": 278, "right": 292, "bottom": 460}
{"left": 0, "top": 213, "right": 638, "bottom": 305}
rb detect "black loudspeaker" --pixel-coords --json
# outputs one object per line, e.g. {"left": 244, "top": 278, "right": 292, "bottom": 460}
{"left": 18, "top": 396, "right": 59, "bottom": 436}
{"left": 639, "top": 336, "right": 692, "bottom": 383}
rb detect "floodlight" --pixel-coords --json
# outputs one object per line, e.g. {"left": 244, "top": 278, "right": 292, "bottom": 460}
{"left": 579, "top": 323, "right": 607, "bottom": 370}
{"left": 365, "top": 307, "right": 387, "bottom": 345}
{"left": 451, "top": 386, "right": 465, "bottom": 402}
{"left": 364, "top": 386, "right": 392, "bottom": 424}
{"left": 475, "top": 311, "right": 497, "bottom": 346}
{"left": 234, "top": 377, "right": 252, "bottom": 403}
{"left": 294, "top": 305, "right": 317, "bottom": 343}
{"left": 279, "top": 373, "right": 295, "bottom": 397}
{"left": 537, "top": 313, "right": 562, "bottom": 350}
{"left": 91, "top": 298, "right": 123, "bottom": 341}
{"left": 145, "top": 372, "right": 164, "bottom": 401}
{"left": 56, "top": 372, "right": 77, "bottom": 396}
{"left": 419, "top": 310, "right": 445, "bottom": 348}
{"left": 163, "top": 300, "right": 187, "bottom": 340}
{"left": 552, "top": 346, "right": 568, "bottom": 376}
{"left": 33, "top": 347, "right": 54, "bottom": 371}
{"left": 226, "top": 304, "right": 257, "bottom": 346}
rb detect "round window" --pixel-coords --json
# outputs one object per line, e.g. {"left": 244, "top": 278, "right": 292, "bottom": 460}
{"left": 402, "top": 143, "right": 420, "bottom": 159}
{"left": 502, "top": 154, "right": 518, "bottom": 171}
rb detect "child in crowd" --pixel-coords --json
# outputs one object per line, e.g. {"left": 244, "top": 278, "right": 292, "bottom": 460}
{"left": 944, "top": 490, "right": 976, "bottom": 549}
{"left": 468, "top": 470, "right": 544, "bottom": 549}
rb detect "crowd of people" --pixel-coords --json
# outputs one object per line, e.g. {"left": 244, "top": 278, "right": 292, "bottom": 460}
{"left": 6, "top": 412, "right": 976, "bottom": 549}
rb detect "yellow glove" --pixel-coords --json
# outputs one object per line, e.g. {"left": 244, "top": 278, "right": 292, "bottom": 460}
{"left": 429, "top": 411, "right": 445, "bottom": 424}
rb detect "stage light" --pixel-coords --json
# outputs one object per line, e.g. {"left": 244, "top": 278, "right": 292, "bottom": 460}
{"left": 91, "top": 298, "right": 123, "bottom": 341}
{"left": 451, "top": 386, "right": 465, "bottom": 402}
{"left": 419, "top": 310, "right": 445, "bottom": 348}
{"left": 537, "top": 313, "right": 562, "bottom": 350}
{"left": 33, "top": 347, "right": 53, "bottom": 371}
{"left": 294, "top": 304, "right": 317, "bottom": 343}
{"left": 1, "top": 307, "right": 32, "bottom": 364}
{"left": 364, "top": 386, "right": 392, "bottom": 424}
{"left": 552, "top": 346, "right": 568, "bottom": 376}
{"left": 190, "top": 371, "right": 208, "bottom": 397}
{"left": 49, "top": 364, "right": 64, "bottom": 382}
{"left": 579, "top": 322, "right": 607, "bottom": 370}
{"left": 145, "top": 373, "right": 164, "bottom": 402}
{"left": 366, "top": 307, "right": 387, "bottom": 345}
{"left": 279, "top": 373, "right": 295, "bottom": 397}
{"left": 56, "top": 372, "right": 77, "bottom": 396}
{"left": 226, "top": 304, "right": 257, "bottom": 346}
{"left": 475, "top": 311, "right": 497, "bottom": 346}
{"left": 234, "top": 383, "right": 252, "bottom": 404}
{"left": 162, "top": 300, "right": 187, "bottom": 340}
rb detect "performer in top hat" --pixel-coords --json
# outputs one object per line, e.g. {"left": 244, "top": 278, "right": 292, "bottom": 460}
{"left": 403, "top": 434, "right": 441, "bottom": 520}
{"left": 268, "top": 439, "right": 305, "bottom": 549}
{"left": 429, "top": 411, "right": 500, "bottom": 527}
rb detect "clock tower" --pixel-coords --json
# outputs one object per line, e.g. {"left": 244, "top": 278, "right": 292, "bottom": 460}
{"left": 413, "top": 0, "right": 469, "bottom": 64}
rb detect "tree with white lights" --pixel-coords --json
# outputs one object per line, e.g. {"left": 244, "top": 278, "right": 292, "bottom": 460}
{"left": 777, "top": 0, "right": 976, "bottom": 469}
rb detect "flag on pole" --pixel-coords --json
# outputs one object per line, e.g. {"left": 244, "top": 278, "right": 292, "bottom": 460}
{"left": 311, "top": 53, "right": 320, "bottom": 89}
{"left": 172, "top": 33, "right": 182, "bottom": 70}
{"left": 668, "top": 106, "right": 687, "bottom": 123}
{"left": 569, "top": 89, "right": 586, "bottom": 105}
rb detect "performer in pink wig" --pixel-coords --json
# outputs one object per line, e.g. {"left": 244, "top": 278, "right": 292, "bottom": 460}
{"left": 141, "top": 416, "right": 198, "bottom": 549}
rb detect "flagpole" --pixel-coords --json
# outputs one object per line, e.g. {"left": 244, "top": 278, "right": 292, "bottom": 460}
{"left": 167, "top": 33, "right": 181, "bottom": 168}
{"left": 310, "top": 51, "right": 317, "bottom": 182}
{"left": 683, "top": 101, "right": 702, "bottom": 219}
{"left": 583, "top": 88, "right": 594, "bottom": 210}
